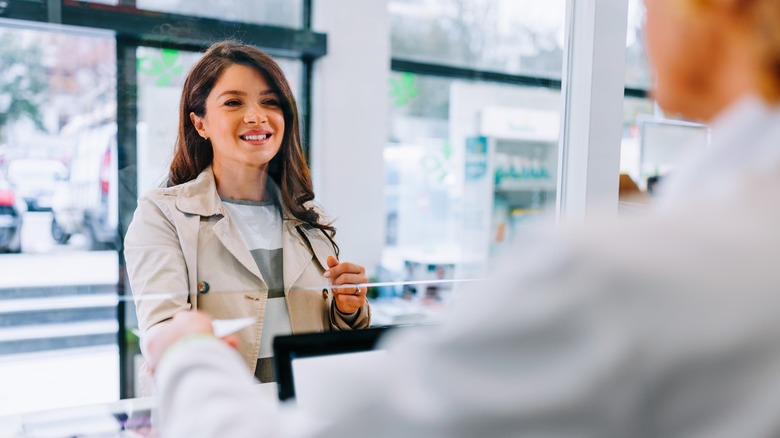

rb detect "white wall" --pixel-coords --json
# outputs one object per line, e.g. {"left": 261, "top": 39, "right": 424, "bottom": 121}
{"left": 311, "top": 0, "right": 389, "bottom": 275}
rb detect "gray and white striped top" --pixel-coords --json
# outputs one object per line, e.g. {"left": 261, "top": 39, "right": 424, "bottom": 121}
{"left": 221, "top": 196, "right": 289, "bottom": 383}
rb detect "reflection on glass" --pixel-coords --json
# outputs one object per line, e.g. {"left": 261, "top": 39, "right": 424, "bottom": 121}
{"left": 136, "top": 0, "right": 303, "bottom": 28}
{"left": 383, "top": 72, "right": 562, "bottom": 318}
{"left": 390, "top": 0, "right": 566, "bottom": 77}
{"left": 136, "top": 47, "right": 204, "bottom": 195}
{"left": 0, "top": 26, "right": 119, "bottom": 415}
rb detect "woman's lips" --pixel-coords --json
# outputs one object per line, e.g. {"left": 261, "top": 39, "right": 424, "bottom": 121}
{"left": 240, "top": 133, "right": 271, "bottom": 141}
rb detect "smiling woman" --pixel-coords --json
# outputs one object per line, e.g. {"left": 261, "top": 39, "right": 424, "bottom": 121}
{"left": 123, "top": 41, "right": 371, "bottom": 394}
{"left": 189, "top": 64, "right": 286, "bottom": 201}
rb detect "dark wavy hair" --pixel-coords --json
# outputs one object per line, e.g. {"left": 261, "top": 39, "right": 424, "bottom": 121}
{"left": 168, "top": 40, "right": 337, "bottom": 242}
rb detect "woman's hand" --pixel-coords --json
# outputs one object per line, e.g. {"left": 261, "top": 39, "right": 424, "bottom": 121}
{"left": 324, "top": 255, "right": 368, "bottom": 315}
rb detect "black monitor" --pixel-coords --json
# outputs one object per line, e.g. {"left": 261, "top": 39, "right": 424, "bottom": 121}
{"left": 272, "top": 326, "right": 392, "bottom": 402}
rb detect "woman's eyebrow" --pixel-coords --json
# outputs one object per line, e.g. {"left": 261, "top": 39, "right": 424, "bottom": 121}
{"left": 216, "top": 89, "right": 279, "bottom": 99}
{"left": 216, "top": 90, "right": 247, "bottom": 99}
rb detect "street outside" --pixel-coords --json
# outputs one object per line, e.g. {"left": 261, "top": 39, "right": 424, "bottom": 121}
{"left": 0, "top": 210, "right": 120, "bottom": 416}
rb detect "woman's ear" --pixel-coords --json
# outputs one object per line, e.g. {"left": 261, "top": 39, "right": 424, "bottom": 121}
{"left": 190, "top": 112, "right": 208, "bottom": 140}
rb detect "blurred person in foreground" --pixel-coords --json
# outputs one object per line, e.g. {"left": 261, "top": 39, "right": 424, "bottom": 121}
{"left": 148, "top": 0, "right": 780, "bottom": 436}
{"left": 124, "top": 41, "right": 370, "bottom": 395}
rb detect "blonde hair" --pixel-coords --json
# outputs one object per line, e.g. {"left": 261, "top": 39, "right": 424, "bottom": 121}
{"left": 747, "top": 0, "right": 780, "bottom": 102}
{"left": 683, "top": 0, "right": 780, "bottom": 102}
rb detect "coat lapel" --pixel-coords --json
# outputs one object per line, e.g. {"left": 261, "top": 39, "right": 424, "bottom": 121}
{"left": 282, "top": 221, "right": 314, "bottom": 295}
{"left": 174, "top": 167, "right": 264, "bottom": 284}
{"left": 173, "top": 167, "right": 333, "bottom": 291}
{"left": 282, "top": 221, "right": 335, "bottom": 294}
{"left": 212, "top": 215, "right": 264, "bottom": 282}
{"left": 298, "top": 226, "right": 333, "bottom": 270}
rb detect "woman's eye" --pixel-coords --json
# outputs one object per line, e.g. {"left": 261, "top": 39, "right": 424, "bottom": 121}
{"left": 262, "top": 99, "right": 280, "bottom": 107}
{"left": 224, "top": 100, "right": 242, "bottom": 107}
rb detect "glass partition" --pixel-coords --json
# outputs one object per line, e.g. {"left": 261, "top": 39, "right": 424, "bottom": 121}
{"left": 0, "top": 0, "right": 624, "bottom": 428}
{"left": 377, "top": 0, "right": 567, "bottom": 325}
{"left": 375, "top": 75, "right": 562, "bottom": 325}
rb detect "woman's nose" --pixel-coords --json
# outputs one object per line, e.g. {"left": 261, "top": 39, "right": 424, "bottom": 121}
{"left": 244, "top": 106, "right": 268, "bottom": 124}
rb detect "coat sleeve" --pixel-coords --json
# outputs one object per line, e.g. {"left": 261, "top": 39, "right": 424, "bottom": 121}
{"left": 124, "top": 193, "right": 193, "bottom": 355}
{"left": 296, "top": 208, "right": 372, "bottom": 331}
{"left": 157, "top": 337, "right": 333, "bottom": 438}
{"left": 155, "top": 337, "right": 273, "bottom": 438}
{"left": 330, "top": 299, "right": 371, "bottom": 330}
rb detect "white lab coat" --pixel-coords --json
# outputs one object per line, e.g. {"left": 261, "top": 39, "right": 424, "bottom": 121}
{"left": 155, "top": 96, "right": 780, "bottom": 437}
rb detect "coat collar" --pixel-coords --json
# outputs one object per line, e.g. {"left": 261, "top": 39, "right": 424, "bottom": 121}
{"left": 172, "top": 166, "right": 331, "bottom": 286}
{"left": 174, "top": 166, "right": 223, "bottom": 217}
{"left": 173, "top": 166, "right": 307, "bottom": 227}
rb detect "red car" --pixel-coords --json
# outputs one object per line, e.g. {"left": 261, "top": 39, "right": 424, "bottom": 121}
{"left": 0, "top": 178, "right": 24, "bottom": 253}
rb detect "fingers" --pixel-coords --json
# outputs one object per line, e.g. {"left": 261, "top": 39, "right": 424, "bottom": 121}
{"left": 334, "top": 289, "right": 367, "bottom": 314}
{"left": 324, "top": 260, "right": 366, "bottom": 280}
{"left": 329, "top": 273, "right": 368, "bottom": 287}
{"left": 331, "top": 281, "right": 367, "bottom": 297}
{"left": 324, "top": 260, "right": 369, "bottom": 313}
{"left": 326, "top": 255, "right": 339, "bottom": 269}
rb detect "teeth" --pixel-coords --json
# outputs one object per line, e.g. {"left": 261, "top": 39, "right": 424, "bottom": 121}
{"left": 242, "top": 134, "right": 269, "bottom": 141}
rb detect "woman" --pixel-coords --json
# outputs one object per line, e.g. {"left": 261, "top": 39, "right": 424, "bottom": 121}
{"left": 125, "top": 40, "right": 370, "bottom": 393}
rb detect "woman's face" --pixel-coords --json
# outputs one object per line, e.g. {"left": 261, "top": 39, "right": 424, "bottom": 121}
{"left": 644, "top": 0, "right": 721, "bottom": 119}
{"left": 191, "top": 63, "right": 285, "bottom": 174}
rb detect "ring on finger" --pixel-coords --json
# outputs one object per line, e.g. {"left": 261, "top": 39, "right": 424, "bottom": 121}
{"left": 353, "top": 286, "right": 360, "bottom": 296}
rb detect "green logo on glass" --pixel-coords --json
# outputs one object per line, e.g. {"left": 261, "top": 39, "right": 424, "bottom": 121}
{"left": 389, "top": 72, "right": 419, "bottom": 107}
{"left": 137, "top": 48, "right": 184, "bottom": 87}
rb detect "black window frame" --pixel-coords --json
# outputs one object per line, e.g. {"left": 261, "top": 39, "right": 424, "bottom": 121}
{"left": 390, "top": 58, "right": 649, "bottom": 98}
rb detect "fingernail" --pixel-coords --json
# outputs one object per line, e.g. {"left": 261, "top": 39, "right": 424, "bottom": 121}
{"left": 323, "top": 270, "right": 331, "bottom": 278}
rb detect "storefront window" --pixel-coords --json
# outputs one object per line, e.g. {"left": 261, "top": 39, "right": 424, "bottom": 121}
{"left": 380, "top": 73, "right": 563, "bottom": 322}
{"left": 0, "top": 25, "right": 119, "bottom": 415}
{"left": 136, "top": 0, "right": 303, "bottom": 28}
{"left": 380, "top": 1, "right": 568, "bottom": 323}
{"left": 390, "top": 0, "right": 565, "bottom": 78}
{"left": 625, "top": 0, "right": 652, "bottom": 89}
{"left": 78, "top": 0, "right": 303, "bottom": 28}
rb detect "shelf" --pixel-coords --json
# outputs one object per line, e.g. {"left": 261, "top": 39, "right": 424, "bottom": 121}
{"left": 495, "top": 180, "right": 557, "bottom": 192}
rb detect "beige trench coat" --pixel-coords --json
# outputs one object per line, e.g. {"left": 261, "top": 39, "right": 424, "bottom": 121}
{"left": 124, "top": 167, "right": 370, "bottom": 394}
